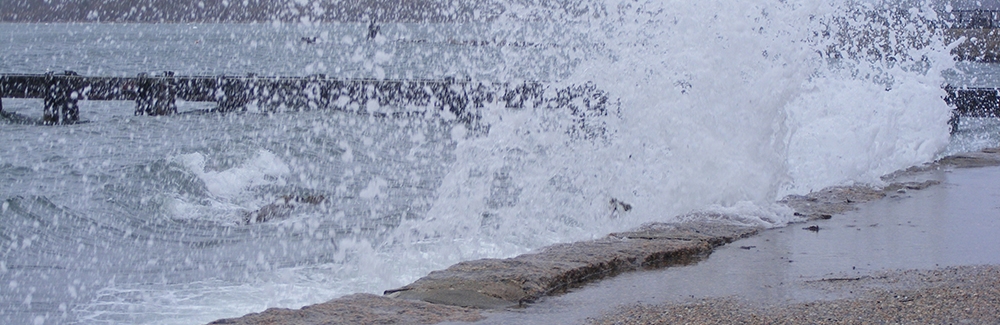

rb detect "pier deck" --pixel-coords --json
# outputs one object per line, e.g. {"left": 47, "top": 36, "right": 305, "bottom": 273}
{"left": 3, "top": 72, "right": 989, "bottom": 131}
{"left": 0, "top": 72, "right": 550, "bottom": 124}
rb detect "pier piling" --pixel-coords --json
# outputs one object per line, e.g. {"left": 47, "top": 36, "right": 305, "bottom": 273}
{"left": 42, "top": 71, "right": 80, "bottom": 124}
{"left": 945, "top": 86, "right": 1000, "bottom": 132}
{"left": 134, "top": 72, "right": 178, "bottom": 116}
{"left": 215, "top": 76, "right": 253, "bottom": 113}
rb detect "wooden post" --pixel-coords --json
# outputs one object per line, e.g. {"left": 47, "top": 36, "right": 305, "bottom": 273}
{"left": 135, "top": 72, "right": 177, "bottom": 116}
{"left": 215, "top": 75, "right": 254, "bottom": 112}
{"left": 438, "top": 77, "right": 472, "bottom": 122}
{"left": 42, "top": 71, "right": 80, "bottom": 124}
{"left": 303, "top": 74, "right": 328, "bottom": 110}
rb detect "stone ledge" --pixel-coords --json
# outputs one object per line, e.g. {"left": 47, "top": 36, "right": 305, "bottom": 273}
{"left": 385, "top": 221, "right": 760, "bottom": 308}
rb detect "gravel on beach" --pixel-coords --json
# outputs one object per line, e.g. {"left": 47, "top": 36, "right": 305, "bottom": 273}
{"left": 589, "top": 265, "right": 1000, "bottom": 325}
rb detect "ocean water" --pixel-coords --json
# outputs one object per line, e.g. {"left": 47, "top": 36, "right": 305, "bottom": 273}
{"left": 0, "top": 0, "right": 991, "bottom": 324}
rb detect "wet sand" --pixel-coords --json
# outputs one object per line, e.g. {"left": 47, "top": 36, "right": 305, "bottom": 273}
{"left": 590, "top": 265, "right": 1000, "bottom": 324}
{"left": 470, "top": 164, "right": 1000, "bottom": 325}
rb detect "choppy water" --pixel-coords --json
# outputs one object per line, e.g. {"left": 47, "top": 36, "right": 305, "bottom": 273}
{"left": 1, "top": 1, "right": 997, "bottom": 324}
{"left": 0, "top": 22, "right": 584, "bottom": 80}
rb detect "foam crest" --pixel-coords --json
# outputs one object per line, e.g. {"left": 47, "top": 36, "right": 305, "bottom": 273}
{"left": 175, "top": 150, "right": 290, "bottom": 200}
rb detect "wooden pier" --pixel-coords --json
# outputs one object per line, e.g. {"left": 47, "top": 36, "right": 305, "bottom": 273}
{"left": 0, "top": 71, "right": 555, "bottom": 124}
{"left": 945, "top": 86, "right": 1000, "bottom": 115}
{"left": 944, "top": 85, "right": 1000, "bottom": 131}
{"left": 8, "top": 71, "right": 987, "bottom": 133}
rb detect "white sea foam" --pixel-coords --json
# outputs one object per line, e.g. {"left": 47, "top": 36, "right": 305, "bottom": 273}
{"left": 783, "top": 72, "right": 951, "bottom": 194}
{"left": 359, "top": 177, "right": 388, "bottom": 199}
{"left": 175, "top": 150, "right": 290, "bottom": 200}
{"left": 165, "top": 150, "right": 291, "bottom": 223}
{"left": 401, "top": 0, "right": 955, "bottom": 271}
{"left": 78, "top": 270, "right": 357, "bottom": 325}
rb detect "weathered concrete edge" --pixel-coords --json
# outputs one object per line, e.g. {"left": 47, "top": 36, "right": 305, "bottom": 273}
{"left": 384, "top": 221, "right": 762, "bottom": 309}
{"left": 207, "top": 147, "right": 1000, "bottom": 325}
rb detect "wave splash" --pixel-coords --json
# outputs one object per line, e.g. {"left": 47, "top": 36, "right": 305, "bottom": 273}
{"left": 407, "top": 0, "right": 954, "bottom": 264}
{"left": 9, "top": 1, "right": 959, "bottom": 323}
